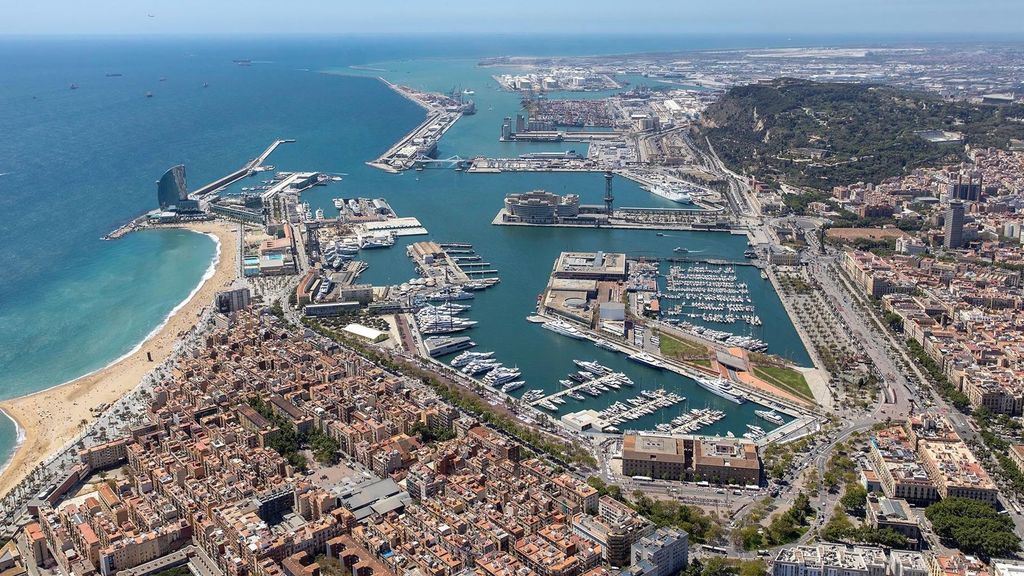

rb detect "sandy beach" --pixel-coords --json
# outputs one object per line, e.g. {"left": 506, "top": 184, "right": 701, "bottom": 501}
{"left": 0, "top": 220, "right": 240, "bottom": 498}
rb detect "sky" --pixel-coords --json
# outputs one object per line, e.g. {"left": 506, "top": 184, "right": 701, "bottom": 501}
{"left": 2, "top": 0, "right": 1023, "bottom": 37}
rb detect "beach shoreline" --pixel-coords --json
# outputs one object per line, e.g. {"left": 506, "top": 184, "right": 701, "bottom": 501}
{"left": 0, "top": 220, "right": 240, "bottom": 498}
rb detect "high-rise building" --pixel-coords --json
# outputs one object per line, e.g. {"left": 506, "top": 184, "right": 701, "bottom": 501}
{"left": 500, "top": 117, "right": 512, "bottom": 141}
{"left": 944, "top": 200, "right": 965, "bottom": 249}
{"left": 215, "top": 288, "right": 252, "bottom": 314}
{"left": 156, "top": 164, "right": 188, "bottom": 209}
{"left": 515, "top": 114, "right": 526, "bottom": 134}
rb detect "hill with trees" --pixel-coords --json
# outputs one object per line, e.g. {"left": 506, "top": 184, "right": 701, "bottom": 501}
{"left": 698, "top": 78, "right": 1024, "bottom": 190}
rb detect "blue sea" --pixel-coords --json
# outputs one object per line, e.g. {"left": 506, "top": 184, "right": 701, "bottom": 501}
{"left": 0, "top": 33, "right": 905, "bottom": 470}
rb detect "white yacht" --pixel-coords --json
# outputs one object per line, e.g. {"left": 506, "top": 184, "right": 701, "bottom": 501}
{"left": 627, "top": 352, "right": 665, "bottom": 369}
{"left": 693, "top": 376, "right": 745, "bottom": 404}
{"left": 541, "top": 320, "right": 586, "bottom": 340}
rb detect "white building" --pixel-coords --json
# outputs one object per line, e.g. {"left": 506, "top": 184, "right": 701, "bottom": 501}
{"left": 629, "top": 527, "right": 688, "bottom": 576}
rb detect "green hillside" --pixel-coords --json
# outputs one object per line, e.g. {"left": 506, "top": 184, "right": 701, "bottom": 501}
{"left": 698, "top": 78, "right": 1024, "bottom": 190}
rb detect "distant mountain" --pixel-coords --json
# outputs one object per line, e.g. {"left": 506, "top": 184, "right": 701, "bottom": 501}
{"left": 697, "top": 78, "right": 1024, "bottom": 191}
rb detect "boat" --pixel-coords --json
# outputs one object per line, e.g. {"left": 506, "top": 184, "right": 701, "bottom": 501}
{"left": 69, "top": 83, "right": 79, "bottom": 90}
{"left": 568, "top": 372, "right": 588, "bottom": 383}
{"left": 559, "top": 379, "right": 575, "bottom": 388}
{"left": 674, "top": 247, "right": 689, "bottom": 253}
{"left": 594, "top": 339, "right": 618, "bottom": 351}
{"left": 649, "top": 186, "right": 692, "bottom": 204}
{"left": 693, "top": 376, "right": 745, "bottom": 404}
{"left": 537, "top": 400, "right": 559, "bottom": 411}
{"left": 484, "top": 366, "right": 522, "bottom": 386}
{"left": 656, "top": 233, "right": 665, "bottom": 237}
{"left": 105, "top": 73, "right": 123, "bottom": 77}
{"left": 541, "top": 320, "right": 587, "bottom": 340}
{"left": 145, "top": 91, "right": 153, "bottom": 98}
{"left": 501, "top": 381, "right": 526, "bottom": 393}
{"left": 627, "top": 352, "right": 665, "bottom": 369}
{"left": 760, "top": 270, "right": 769, "bottom": 280}
{"left": 425, "top": 288, "right": 475, "bottom": 302}
{"left": 574, "top": 360, "right": 612, "bottom": 375}
{"left": 451, "top": 351, "right": 494, "bottom": 367}
{"left": 463, "top": 360, "right": 500, "bottom": 375}
{"left": 361, "top": 233, "right": 395, "bottom": 249}
{"left": 755, "top": 409, "right": 785, "bottom": 425}
{"left": 567, "top": 392, "right": 586, "bottom": 401}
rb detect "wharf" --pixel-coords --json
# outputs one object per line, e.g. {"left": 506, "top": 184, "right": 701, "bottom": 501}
{"left": 192, "top": 139, "right": 294, "bottom": 199}
{"left": 531, "top": 373, "right": 629, "bottom": 406}
{"left": 368, "top": 79, "right": 464, "bottom": 173}
{"left": 532, "top": 312, "right": 818, "bottom": 423}
{"left": 490, "top": 210, "right": 738, "bottom": 233}
{"left": 501, "top": 131, "right": 623, "bottom": 143}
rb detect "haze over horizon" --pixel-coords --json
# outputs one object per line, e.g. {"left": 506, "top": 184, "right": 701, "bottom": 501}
{"left": 4, "top": 0, "right": 1024, "bottom": 37}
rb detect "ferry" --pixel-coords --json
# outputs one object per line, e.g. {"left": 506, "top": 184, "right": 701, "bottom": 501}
{"left": 627, "top": 352, "right": 666, "bottom": 369}
{"left": 541, "top": 320, "right": 587, "bottom": 340}
{"left": 693, "top": 376, "right": 745, "bottom": 404}
{"left": 755, "top": 409, "right": 785, "bottom": 425}
{"left": 594, "top": 339, "right": 618, "bottom": 351}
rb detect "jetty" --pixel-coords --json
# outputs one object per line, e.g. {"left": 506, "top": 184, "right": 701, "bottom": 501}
{"left": 191, "top": 139, "right": 294, "bottom": 200}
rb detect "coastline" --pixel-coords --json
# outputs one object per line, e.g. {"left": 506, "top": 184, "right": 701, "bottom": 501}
{"left": 0, "top": 220, "right": 240, "bottom": 498}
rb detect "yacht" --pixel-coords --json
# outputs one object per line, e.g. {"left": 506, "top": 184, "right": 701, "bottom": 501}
{"left": 627, "top": 352, "right": 665, "bottom": 369}
{"left": 755, "top": 409, "right": 785, "bottom": 425}
{"left": 462, "top": 360, "right": 500, "bottom": 375}
{"left": 361, "top": 233, "right": 395, "bottom": 249}
{"left": 559, "top": 379, "right": 575, "bottom": 388}
{"left": 566, "top": 391, "right": 586, "bottom": 401}
{"left": 541, "top": 320, "right": 587, "bottom": 340}
{"left": 693, "top": 376, "right": 745, "bottom": 404}
{"left": 594, "top": 339, "right": 618, "bottom": 351}
{"left": 649, "top": 186, "right": 692, "bottom": 204}
{"left": 451, "top": 351, "right": 494, "bottom": 367}
{"left": 574, "top": 360, "right": 612, "bottom": 375}
{"left": 426, "top": 288, "right": 475, "bottom": 302}
{"left": 501, "top": 380, "right": 526, "bottom": 393}
{"left": 484, "top": 366, "right": 522, "bottom": 387}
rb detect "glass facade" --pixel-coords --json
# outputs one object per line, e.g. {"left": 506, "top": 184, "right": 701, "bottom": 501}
{"left": 156, "top": 164, "right": 187, "bottom": 209}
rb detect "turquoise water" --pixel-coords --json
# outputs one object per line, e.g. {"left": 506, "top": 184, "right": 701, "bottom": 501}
{"left": 0, "top": 36, "right": 817, "bottom": 469}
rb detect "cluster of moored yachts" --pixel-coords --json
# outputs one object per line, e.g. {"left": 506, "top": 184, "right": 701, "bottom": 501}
{"left": 661, "top": 264, "right": 763, "bottom": 326}
{"left": 446, "top": 338, "right": 787, "bottom": 437}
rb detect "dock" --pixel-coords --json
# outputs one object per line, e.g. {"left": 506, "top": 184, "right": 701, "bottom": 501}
{"left": 367, "top": 79, "right": 466, "bottom": 173}
{"left": 191, "top": 139, "right": 294, "bottom": 199}
{"left": 530, "top": 372, "right": 634, "bottom": 407}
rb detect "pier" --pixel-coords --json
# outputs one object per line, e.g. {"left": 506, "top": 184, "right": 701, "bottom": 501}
{"left": 191, "top": 139, "right": 294, "bottom": 199}
{"left": 368, "top": 79, "right": 466, "bottom": 173}
{"left": 530, "top": 373, "right": 630, "bottom": 406}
